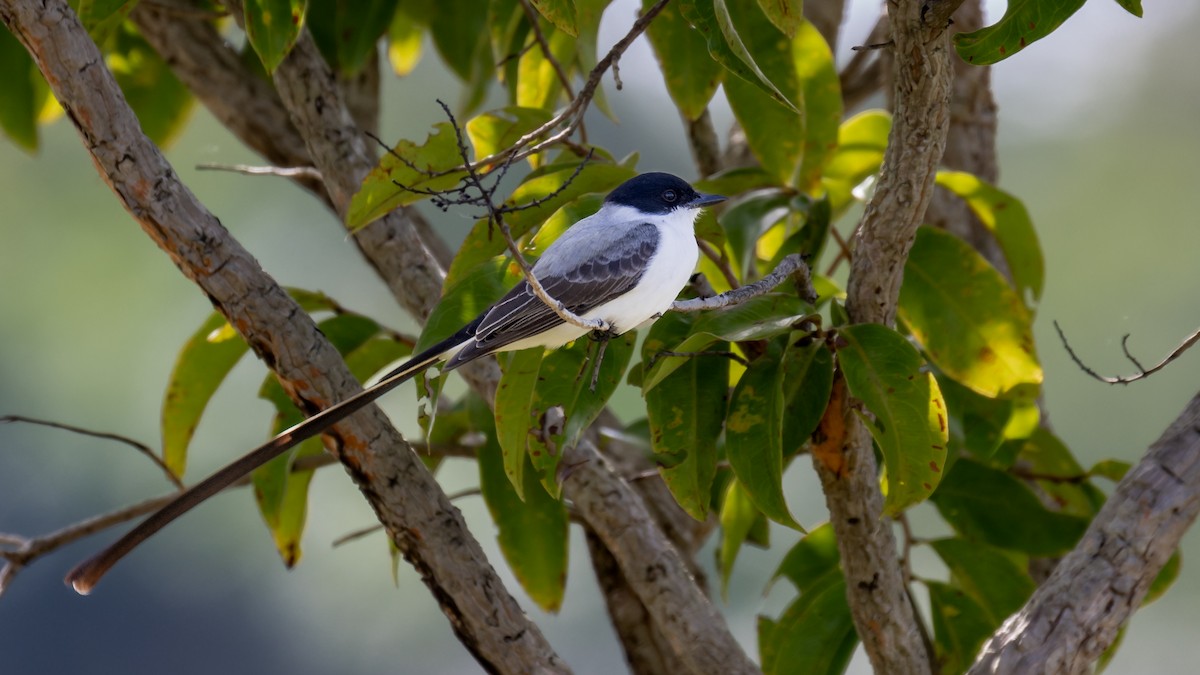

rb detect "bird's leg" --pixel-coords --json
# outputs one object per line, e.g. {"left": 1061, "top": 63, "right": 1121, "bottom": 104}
{"left": 587, "top": 327, "right": 619, "bottom": 392}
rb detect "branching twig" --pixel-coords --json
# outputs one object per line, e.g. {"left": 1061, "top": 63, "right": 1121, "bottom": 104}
{"left": 1, "top": 415, "right": 183, "bottom": 490}
{"left": 1054, "top": 321, "right": 1200, "bottom": 385}
{"left": 672, "top": 253, "right": 816, "bottom": 312}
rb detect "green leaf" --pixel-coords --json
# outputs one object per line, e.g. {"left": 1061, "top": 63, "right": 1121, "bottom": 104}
{"left": 494, "top": 348, "right": 544, "bottom": 499}
{"left": 718, "top": 478, "right": 766, "bottom": 596}
{"left": 932, "top": 457, "right": 1089, "bottom": 556}
{"left": 644, "top": 312, "right": 729, "bottom": 520}
{"left": 780, "top": 339, "right": 833, "bottom": 457}
{"left": 466, "top": 106, "right": 553, "bottom": 162}
{"left": 443, "top": 161, "right": 635, "bottom": 287}
{"left": 930, "top": 538, "right": 1034, "bottom": 625}
{"left": 722, "top": 6, "right": 802, "bottom": 185}
{"left": 473, "top": 396, "right": 569, "bottom": 612}
{"left": 1144, "top": 550, "right": 1181, "bottom": 607}
{"left": 722, "top": 190, "right": 793, "bottom": 280}
{"left": 821, "top": 109, "right": 890, "bottom": 213}
{"left": 756, "top": 0, "right": 803, "bottom": 38}
{"left": 346, "top": 122, "right": 469, "bottom": 230}
{"left": 642, "top": 293, "right": 810, "bottom": 392}
{"left": 644, "top": 0, "right": 722, "bottom": 120}
{"left": 1088, "top": 458, "right": 1131, "bottom": 483}
{"left": 1011, "top": 427, "right": 1105, "bottom": 518}
{"left": 928, "top": 581, "right": 994, "bottom": 675}
{"left": 899, "top": 227, "right": 1042, "bottom": 398}
{"left": 954, "top": 0, "right": 1086, "bottom": 65}
{"left": 427, "top": 0, "right": 489, "bottom": 82}
{"left": 109, "top": 24, "right": 195, "bottom": 147}
{"left": 243, "top": 0, "right": 307, "bottom": 73}
{"left": 0, "top": 24, "right": 39, "bottom": 151}
{"left": 772, "top": 522, "right": 839, "bottom": 592}
{"left": 763, "top": 570, "right": 857, "bottom": 675}
{"left": 837, "top": 323, "right": 949, "bottom": 515}
{"left": 415, "top": 257, "right": 511, "bottom": 354}
{"left": 253, "top": 313, "right": 382, "bottom": 567}
{"left": 938, "top": 374, "right": 1014, "bottom": 460}
{"left": 525, "top": 333, "right": 635, "bottom": 495}
{"left": 1113, "top": 0, "right": 1143, "bottom": 17}
{"left": 161, "top": 315, "right": 251, "bottom": 478}
{"left": 680, "top": 0, "right": 800, "bottom": 114}
{"left": 308, "top": 0, "right": 397, "bottom": 76}
{"left": 936, "top": 171, "right": 1044, "bottom": 306}
{"left": 74, "top": 0, "right": 139, "bottom": 41}
{"left": 695, "top": 166, "right": 779, "bottom": 197}
{"left": 386, "top": 6, "right": 423, "bottom": 75}
{"left": 529, "top": 0, "right": 578, "bottom": 36}
{"left": 726, "top": 341, "right": 801, "bottom": 528}
{"left": 161, "top": 290, "right": 337, "bottom": 478}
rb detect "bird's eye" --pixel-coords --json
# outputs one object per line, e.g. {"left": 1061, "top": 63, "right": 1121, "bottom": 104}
{"left": 662, "top": 189, "right": 678, "bottom": 203}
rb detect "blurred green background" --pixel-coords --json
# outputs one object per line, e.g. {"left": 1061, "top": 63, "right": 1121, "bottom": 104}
{"left": 2, "top": 1, "right": 1198, "bottom": 673}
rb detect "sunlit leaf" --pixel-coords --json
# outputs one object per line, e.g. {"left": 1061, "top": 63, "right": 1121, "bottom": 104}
{"left": 644, "top": 312, "right": 728, "bottom": 520}
{"left": 928, "top": 581, "right": 994, "bottom": 675}
{"left": 936, "top": 171, "right": 1044, "bottom": 307}
{"left": 954, "top": 0, "right": 1086, "bottom": 65}
{"left": 899, "top": 227, "right": 1042, "bottom": 398}
{"left": 243, "top": 0, "right": 307, "bottom": 73}
{"left": 938, "top": 374, "right": 1014, "bottom": 460}
{"left": 308, "top": 0, "right": 397, "bottom": 76}
{"left": 838, "top": 323, "right": 948, "bottom": 515}
{"left": 821, "top": 110, "right": 890, "bottom": 213}
{"left": 386, "top": 7, "right": 423, "bottom": 75}
{"left": 722, "top": 190, "right": 793, "bottom": 280}
{"left": 473, "top": 396, "right": 569, "bottom": 611}
{"left": 516, "top": 24, "right": 575, "bottom": 110}
{"left": 726, "top": 340, "right": 801, "bottom": 528}
{"left": 346, "top": 122, "right": 468, "bottom": 230}
{"left": 644, "top": 0, "right": 722, "bottom": 120}
{"left": 932, "top": 457, "right": 1089, "bottom": 556}
{"left": 466, "top": 106, "right": 553, "bottom": 163}
{"left": 642, "top": 293, "right": 810, "bottom": 392}
{"left": 792, "top": 21, "right": 841, "bottom": 190}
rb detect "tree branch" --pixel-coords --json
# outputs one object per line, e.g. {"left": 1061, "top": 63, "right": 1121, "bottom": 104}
{"left": 970, "top": 392, "right": 1200, "bottom": 674}
{"left": 817, "top": 1, "right": 960, "bottom": 672}
{"left": 0, "top": 1, "right": 567, "bottom": 671}
{"left": 671, "top": 253, "right": 816, "bottom": 312}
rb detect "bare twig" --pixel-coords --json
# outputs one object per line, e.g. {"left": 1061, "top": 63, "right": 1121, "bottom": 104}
{"left": 196, "top": 163, "right": 323, "bottom": 180}
{"left": 1054, "top": 321, "right": 1200, "bottom": 385}
{"left": 1, "top": 415, "right": 183, "bottom": 490}
{"left": 672, "top": 253, "right": 816, "bottom": 312}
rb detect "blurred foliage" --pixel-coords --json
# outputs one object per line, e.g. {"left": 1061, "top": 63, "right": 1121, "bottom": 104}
{"left": 0, "top": 1, "right": 1180, "bottom": 673}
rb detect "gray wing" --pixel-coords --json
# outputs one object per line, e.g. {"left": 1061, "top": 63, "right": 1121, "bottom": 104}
{"left": 448, "top": 221, "right": 659, "bottom": 366}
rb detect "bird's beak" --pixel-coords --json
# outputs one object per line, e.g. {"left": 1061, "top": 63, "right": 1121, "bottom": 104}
{"left": 690, "top": 192, "right": 726, "bottom": 208}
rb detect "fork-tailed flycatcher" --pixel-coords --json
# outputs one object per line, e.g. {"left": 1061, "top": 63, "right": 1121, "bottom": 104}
{"left": 66, "top": 172, "right": 725, "bottom": 593}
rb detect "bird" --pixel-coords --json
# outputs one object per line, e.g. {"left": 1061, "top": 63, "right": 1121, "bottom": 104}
{"left": 66, "top": 171, "right": 725, "bottom": 593}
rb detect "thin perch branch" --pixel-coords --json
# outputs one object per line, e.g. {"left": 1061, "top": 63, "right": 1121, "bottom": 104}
{"left": 1054, "top": 321, "right": 1200, "bottom": 385}
{"left": 672, "top": 253, "right": 816, "bottom": 312}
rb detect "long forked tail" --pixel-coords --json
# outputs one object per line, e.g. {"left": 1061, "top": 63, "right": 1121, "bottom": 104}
{"left": 65, "top": 330, "right": 467, "bottom": 594}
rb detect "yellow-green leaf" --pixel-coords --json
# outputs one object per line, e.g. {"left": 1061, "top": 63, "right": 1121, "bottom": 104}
{"left": 899, "top": 227, "right": 1042, "bottom": 398}
{"left": 529, "top": 0, "right": 578, "bottom": 36}
{"left": 243, "top": 0, "right": 307, "bottom": 73}
{"left": 346, "top": 122, "right": 468, "bottom": 230}
{"left": 644, "top": 0, "right": 722, "bottom": 120}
